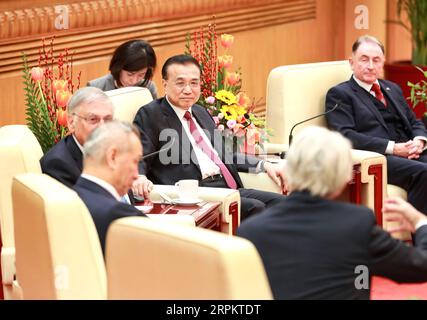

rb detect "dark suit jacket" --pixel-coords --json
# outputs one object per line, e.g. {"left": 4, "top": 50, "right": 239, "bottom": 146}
{"left": 325, "top": 77, "right": 427, "bottom": 154}
{"left": 73, "top": 177, "right": 145, "bottom": 253}
{"left": 40, "top": 135, "right": 82, "bottom": 188}
{"left": 237, "top": 191, "right": 427, "bottom": 300}
{"left": 133, "top": 97, "right": 260, "bottom": 187}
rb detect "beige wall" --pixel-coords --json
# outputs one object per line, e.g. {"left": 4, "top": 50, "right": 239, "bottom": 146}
{"left": 0, "top": 0, "right": 397, "bottom": 126}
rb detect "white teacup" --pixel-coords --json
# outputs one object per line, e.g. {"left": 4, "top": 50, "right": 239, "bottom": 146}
{"left": 175, "top": 179, "right": 199, "bottom": 201}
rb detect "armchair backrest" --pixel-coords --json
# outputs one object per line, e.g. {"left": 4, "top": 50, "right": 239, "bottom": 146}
{"left": 266, "top": 60, "right": 352, "bottom": 144}
{"left": 105, "top": 86, "right": 153, "bottom": 123}
{"left": 106, "top": 217, "right": 272, "bottom": 299}
{"left": 12, "top": 173, "right": 106, "bottom": 299}
{"left": 0, "top": 125, "right": 42, "bottom": 249}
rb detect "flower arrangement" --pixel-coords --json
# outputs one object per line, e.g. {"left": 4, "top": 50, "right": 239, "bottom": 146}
{"left": 185, "top": 22, "right": 270, "bottom": 154}
{"left": 22, "top": 37, "right": 81, "bottom": 153}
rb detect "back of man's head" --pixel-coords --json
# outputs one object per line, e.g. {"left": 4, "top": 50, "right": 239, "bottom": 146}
{"left": 83, "top": 120, "right": 138, "bottom": 164}
{"left": 286, "top": 126, "right": 353, "bottom": 198}
{"left": 82, "top": 120, "right": 141, "bottom": 196}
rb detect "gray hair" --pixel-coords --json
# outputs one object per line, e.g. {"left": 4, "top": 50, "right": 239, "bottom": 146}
{"left": 83, "top": 120, "right": 140, "bottom": 163}
{"left": 352, "top": 35, "right": 385, "bottom": 54}
{"left": 67, "top": 87, "right": 112, "bottom": 115}
{"left": 286, "top": 126, "right": 353, "bottom": 198}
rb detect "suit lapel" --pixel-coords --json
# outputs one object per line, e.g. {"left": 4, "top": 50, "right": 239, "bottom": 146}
{"left": 379, "top": 79, "right": 412, "bottom": 129}
{"left": 66, "top": 135, "right": 83, "bottom": 171}
{"left": 192, "top": 105, "right": 242, "bottom": 186}
{"left": 349, "top": 77, "right": 389, "bottom": 132}
{"left": 160, "top": 99, "right": 196, "bottom": 169}
{"left": 191, "top": 106, "right": 216, "bottom": 142}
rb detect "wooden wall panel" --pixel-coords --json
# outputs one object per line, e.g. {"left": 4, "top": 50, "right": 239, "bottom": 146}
{"left": 386, "top": 0, "right": 411, "bottom": 63}
{"left": 0, "top": 0, "right": 388, "bottom": 126}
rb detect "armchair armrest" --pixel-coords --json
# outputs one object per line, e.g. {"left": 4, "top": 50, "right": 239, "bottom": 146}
{"left": 350, "top": 149, "right": 386, "bottom": 220}
{"left": 150, "top": 185, "right": 240, "bottom": 234}
{"left": 238, "top": 172, "right": 282, "bottom": 193}
{"left": 1, "top": 247, "right": 15, "bottom": 285}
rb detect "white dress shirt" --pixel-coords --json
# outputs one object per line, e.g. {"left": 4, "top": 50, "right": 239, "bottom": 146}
{"left": 81, "top": 173, "right": 121, "bottom": 201}
{"left": 166, "top": 97, "right": 222, "bottom": 179}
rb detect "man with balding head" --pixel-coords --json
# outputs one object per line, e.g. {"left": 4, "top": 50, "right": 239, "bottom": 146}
{"left": 73, "top": 120, "right": 146, "bottom": 252}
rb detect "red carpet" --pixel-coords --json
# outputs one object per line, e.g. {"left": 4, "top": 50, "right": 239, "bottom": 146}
{"left": 371, "top": 276, "right": 427, "bottom": 300}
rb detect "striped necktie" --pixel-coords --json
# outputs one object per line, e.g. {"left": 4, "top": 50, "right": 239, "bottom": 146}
{"left": 184, "top": 111, "right": 237, "bottom": 189}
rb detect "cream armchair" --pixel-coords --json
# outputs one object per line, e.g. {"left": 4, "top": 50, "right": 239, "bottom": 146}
{"left": 265, "top": 60, "right": 407, "bottom": 230}
{"left": 0, "top": 125, "right": 43, "bottom": 299}
{"left": 12, "top": 173, "right": 107, "bottom": 299}
{"left": 106, "top": 217, "right": 272, "bottom": 299}
{"left": 105, "top": 86, "right": 154, "bottom": 123}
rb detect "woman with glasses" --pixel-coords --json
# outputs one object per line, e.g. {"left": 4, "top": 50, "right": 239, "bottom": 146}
{"left": 87, "top": 39, "right": 158, "bottom": 99}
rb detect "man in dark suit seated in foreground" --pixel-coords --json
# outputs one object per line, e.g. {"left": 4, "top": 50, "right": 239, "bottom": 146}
{"left": 40, "top": 86, "right": 153, "bottom": 201}
{"left": 133, "top": 54, "right": 287, "bottom": 220}
{"left": 325, "top": 35, "right": 427, "bottom": 214}
{"left": 73, "top": 120, "right": 146, "bottom": 252}
{"left": 237, "top": 126, "right": 427, "bottom": 300}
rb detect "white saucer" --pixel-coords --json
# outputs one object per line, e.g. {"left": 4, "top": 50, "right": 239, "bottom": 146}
{"left": 171, "top": 198, "right": 203, "bottom": 205}
{"left": 135, "top": 205, "right": 154, "bottom": 213}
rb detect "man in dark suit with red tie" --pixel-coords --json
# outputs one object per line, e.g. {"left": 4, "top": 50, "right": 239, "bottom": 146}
{"left": 133, "top": 54, "right": 286, "bottom": 220}
{"left": 325, "top": 35, "right": 427, "bottom": 214}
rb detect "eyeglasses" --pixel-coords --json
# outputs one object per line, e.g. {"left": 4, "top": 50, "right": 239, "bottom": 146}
{"left": 172, "top": 80, "right": 201, "bottom": 90}
{"left": 72, "top": 113, "right": 113, "bottom": 125}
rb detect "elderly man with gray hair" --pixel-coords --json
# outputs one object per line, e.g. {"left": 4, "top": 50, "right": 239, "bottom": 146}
{"left": 40, "top": 86, "right": 153, "bottom": 199}
{"left": 237, "top": 126, "right": 427, "bottom": 300}
{"left": 73, "top": 120, "right": 146, "bottom": 252}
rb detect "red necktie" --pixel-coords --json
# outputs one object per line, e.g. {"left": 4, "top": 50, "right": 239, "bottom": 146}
{"left": 371, "top": 83, "right": 387, "bottom": 107}
{"left": 183, "top": 111, "right": 237, "bottom": 189}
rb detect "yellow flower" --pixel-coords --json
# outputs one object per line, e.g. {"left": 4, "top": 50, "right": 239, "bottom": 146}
{"left": 220, "top": 105, "right": 238, "bottom": 121}
{"left": 233, "top": 104, "right": 246, "bottom": 116}
{"left": 215, "top": 90, "right": 237, "bottom": 106}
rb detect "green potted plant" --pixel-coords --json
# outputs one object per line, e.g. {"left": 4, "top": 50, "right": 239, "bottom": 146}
{"left": 384, "top": 0, "right": 427, "bottom": 118}
{"left": 397, "top": 0, "right": 427, "bottom": 65}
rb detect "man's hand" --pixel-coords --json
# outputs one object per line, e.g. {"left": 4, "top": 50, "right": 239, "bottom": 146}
{"left": 408, "top": 139, "right": 425, "bottom": 159}
{"left": 132, "top": 175, "right": 154, "bottom": 199}
{"left": 264, "top": 161, "right": 288, "bottom": 194}
{"left": 383, "top": 197, "right": 427, "bottom": 234}
{"left": 393, "top": 141, "right": 415, "bottom": 158}
{"left": 393, "top": 140, "right": 425, "bottom": 159}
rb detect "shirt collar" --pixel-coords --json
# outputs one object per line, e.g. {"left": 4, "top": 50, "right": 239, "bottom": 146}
{"left": 72, "top": 134, "right": 84, "bottom": 153}
{"left": 353, "top": 75, "right": 380, "bottom": 93}
{"left": 81, "top": 173, "right": 121, "bottom": 201}
{"left": 165, "top": 96, "right": 192, "bottom": 120}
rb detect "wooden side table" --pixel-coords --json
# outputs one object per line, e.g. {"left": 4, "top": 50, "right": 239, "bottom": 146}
{"left": 136, "top": 201, "right": 222, "bottom": 231}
